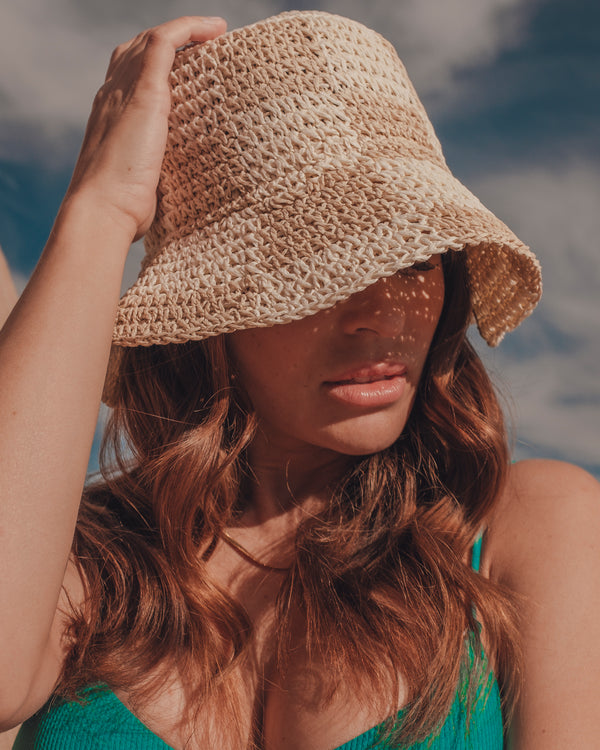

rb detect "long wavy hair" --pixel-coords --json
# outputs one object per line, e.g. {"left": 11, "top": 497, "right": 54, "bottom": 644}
{"left": 59, "top": 250, "right": 521, "bottom": 746}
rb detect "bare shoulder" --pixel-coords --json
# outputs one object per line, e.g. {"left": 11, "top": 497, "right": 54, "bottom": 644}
{"left": 484, "top": 458, "right": 600, "bottom": 585}
{"left": 485, "top": 460, "right": 600, "bottom": 748}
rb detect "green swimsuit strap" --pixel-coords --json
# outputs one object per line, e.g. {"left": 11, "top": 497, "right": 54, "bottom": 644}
{"left": 471, "top": 529, "right": 485, "bottom": 573}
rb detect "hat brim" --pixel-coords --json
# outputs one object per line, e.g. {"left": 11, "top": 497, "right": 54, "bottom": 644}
{"left": 110, "top": 155, "right": 540, "bottom": 349}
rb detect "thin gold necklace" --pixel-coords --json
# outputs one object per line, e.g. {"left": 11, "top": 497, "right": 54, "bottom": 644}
{"left": 221, "top": 530, "right": 290, "bottom": 573}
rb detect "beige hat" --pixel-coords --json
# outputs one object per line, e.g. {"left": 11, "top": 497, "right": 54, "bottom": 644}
{"left": 103, "top": 10, "right": 541, "bottom": 403}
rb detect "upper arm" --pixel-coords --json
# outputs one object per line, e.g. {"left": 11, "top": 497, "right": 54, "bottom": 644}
{"left": 485, "top": 459, "right": 600, "bottom": 749}
{"left": 0, "top": 558, "right": 83, "bottom": 731}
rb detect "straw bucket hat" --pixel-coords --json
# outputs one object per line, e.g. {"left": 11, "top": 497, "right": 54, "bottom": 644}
{"left": 103, "top": 10, "right": 541, "bottom": 404}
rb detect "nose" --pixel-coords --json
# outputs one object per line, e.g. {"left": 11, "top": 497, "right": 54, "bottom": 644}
{"left": 337, "top": 276, "right": 406, "bottom": 339}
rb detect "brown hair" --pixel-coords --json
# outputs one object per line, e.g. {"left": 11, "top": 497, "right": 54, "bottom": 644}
{"left": 59, "top": 251, "right": 520, "bottom": 745}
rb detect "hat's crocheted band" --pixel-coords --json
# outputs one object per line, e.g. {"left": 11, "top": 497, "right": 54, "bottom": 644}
{"left": 103, "top": 10, "right": 541, "bottom": 403}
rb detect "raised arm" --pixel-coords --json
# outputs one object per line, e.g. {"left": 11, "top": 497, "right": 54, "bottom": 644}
{"left": 0, "top": 16, "right": 226, "bottom": 728}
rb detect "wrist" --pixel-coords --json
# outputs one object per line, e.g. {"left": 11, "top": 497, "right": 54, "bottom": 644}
{"left": 56, "top": 187, "right": 140, "bottom": 260}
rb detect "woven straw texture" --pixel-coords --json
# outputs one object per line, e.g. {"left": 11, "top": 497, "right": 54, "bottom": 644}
{"left": 104, "top": 10, "right": 541, "bottom": 401}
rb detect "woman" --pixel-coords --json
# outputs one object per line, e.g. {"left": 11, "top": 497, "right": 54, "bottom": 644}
{"left": 1, "top": 11, "right": 599, "bottom": 750}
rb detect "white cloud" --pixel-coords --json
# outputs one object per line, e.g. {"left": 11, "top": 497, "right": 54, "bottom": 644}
{"left": 469, "top": 160, "right": 600, "bottom": 471}
{"left": 0, "top": 0, "right": 539, "bottom": 160}
{"left": 11, "top": 269, "right": 28, "bottom": 295}
{"left": 471, "top": 161, "right": 600, "bottom": 331}
{"left": 0, "top": 1, "right": 113, "bottom": 130}
{"left": 318, "top": 0, "right": 539, "bottom": 104}
{"left": 488, "top": 348, "right": 600, "bottom": 469}
{"left": 0, "top": 0, "right": 281, "bottom": 159}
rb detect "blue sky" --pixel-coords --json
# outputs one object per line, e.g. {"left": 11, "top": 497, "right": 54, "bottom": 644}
{"left": 0, "top": 0, "right": 598, "bottom": 478}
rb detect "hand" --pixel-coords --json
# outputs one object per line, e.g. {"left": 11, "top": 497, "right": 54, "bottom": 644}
{"left": 65, "top": 16, "right": 227, "bottom": 242}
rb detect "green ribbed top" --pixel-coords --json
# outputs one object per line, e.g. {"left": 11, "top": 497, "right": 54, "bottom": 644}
{"left": 15, "top": 537, "right": 502, "bottom": 749}
{"left": 14, "top": 672, "right": 502, "bottom": 750}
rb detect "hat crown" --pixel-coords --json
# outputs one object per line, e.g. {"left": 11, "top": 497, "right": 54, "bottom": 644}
{"left": 145, "top": 11, "right": 446, "bottom": 259}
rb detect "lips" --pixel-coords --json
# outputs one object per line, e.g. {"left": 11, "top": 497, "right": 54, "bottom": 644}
{"left": 323, "top": 362, "right": 408, "bottom": 407}
{"left": 325, "top": 362, "right": 407, "bottom": 385}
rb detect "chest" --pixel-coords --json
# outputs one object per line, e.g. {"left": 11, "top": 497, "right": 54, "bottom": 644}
{"left": 116, "top": 554, "right": 403, "bottom": 750}
{"left": 119, "top": 642, "right": 397, "bottom": 750}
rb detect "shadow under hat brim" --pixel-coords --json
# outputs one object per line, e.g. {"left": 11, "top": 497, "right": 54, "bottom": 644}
{"left": 102, "top": 155, "right": 541, "bottom": 404}
{"left": 115, "top": 155, "right": 540, "bottom": 342}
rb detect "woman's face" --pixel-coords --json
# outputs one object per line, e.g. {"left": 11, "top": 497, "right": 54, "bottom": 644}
{"left": 228, "top": 258, "right": 445, "bottom": 460}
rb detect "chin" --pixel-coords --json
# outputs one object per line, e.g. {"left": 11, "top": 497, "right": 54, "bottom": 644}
{"left": 316, "top": 415, "right": 407, "bottom": 457}
{"left": 332, "top": 437, "right": 402, "bottom": 457}
{"left": 337, "top": 444, "right": 398, "bottom": 458}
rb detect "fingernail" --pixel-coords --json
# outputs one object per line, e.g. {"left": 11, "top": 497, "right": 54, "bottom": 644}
{"left": 204, "top": 17, "right": 224, "bottom": 24}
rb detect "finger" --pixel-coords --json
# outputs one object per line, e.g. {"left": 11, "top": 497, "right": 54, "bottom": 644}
{"left": 106, "top": 16, "right": 226, "bottom": 80}
{"left": 138, "top": 16, "right": 227, "bottom": 77}
{"left": 153, "top": 15, "right": 227, "bottom": 46}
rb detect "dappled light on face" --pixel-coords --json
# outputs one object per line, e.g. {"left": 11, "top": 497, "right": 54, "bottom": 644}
{"left": 330, "top": 260, "right": 445, "bottom": 351}
{"left": 226, "top": 255, "right": 446, "bottom": 458}
{"left": 293, "top": 257, "right": 445, "bottom": 340}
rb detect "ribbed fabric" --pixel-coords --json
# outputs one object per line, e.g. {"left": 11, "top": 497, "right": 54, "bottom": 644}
{"left": 334, "top": 666, "right": 502, "bottom": 749}
{"left": 14, "top": 534, "right": 500, "bottom": 750}
{"left": 14, "top": 670, "right": 502, "bottom": 750}
{"left": 13, "top": 688, "right": 171, "bottom": 749}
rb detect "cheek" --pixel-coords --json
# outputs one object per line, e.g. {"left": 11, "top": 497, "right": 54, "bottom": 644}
{"left": 410, "top": 268, "right": 445, "bottom": 321}
{"left": 394, "top": 272, "right": 445, "bottom": 360}
{"left": 227, "top": 327, "right": 309, "bottom": 410}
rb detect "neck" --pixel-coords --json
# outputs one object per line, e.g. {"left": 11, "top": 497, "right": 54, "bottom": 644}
{"left": 240, "top": 433, "right": 352, "bottom": 527}
{"left": 222, "top": 435, "right": 353, "bottom": 572}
